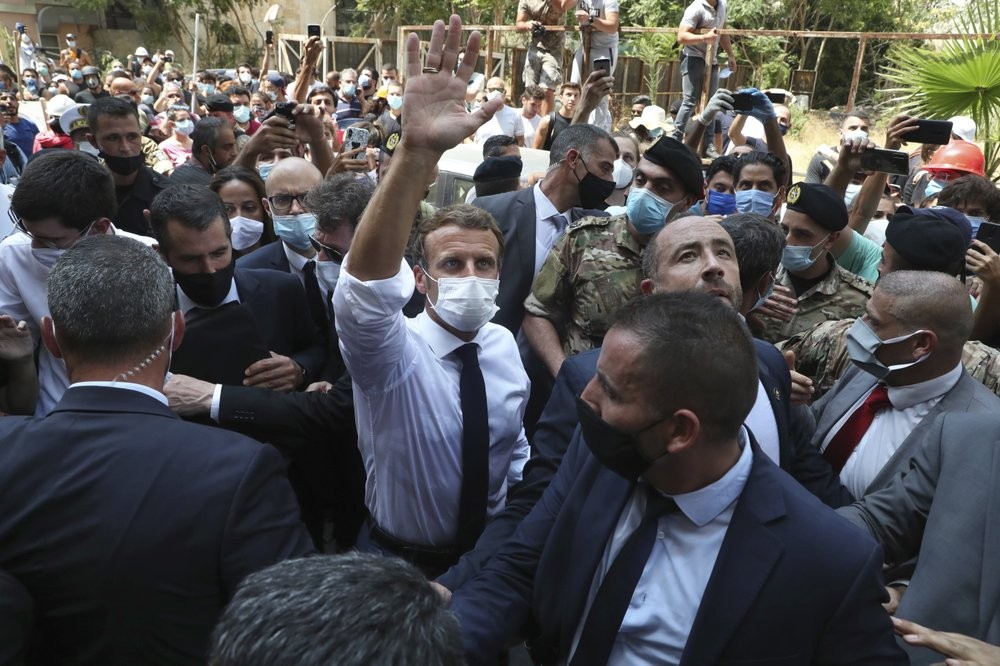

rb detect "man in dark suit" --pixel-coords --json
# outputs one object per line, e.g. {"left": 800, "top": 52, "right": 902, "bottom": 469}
{"left": 839, "top": 412, "right": 1000, "bottom": 665}
{"left": 450, "top": 292, "right": 904, "bottom": 664}
{"left": 439, "top": 215, "right": 848, "bottom": 590}
{"left": 0, "top": 235, "right": 313, "bottom": 664}
{"left": 150, "top": 184, "right": 325, "bottom": 388}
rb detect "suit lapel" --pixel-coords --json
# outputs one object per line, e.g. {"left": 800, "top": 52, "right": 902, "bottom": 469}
{"left": 515, "top": 189, "right": 536, "bottom": 278}
{"left": 812, "top": 367, "right": 876, "bottom": 449}
{"left": 755, "top": 355, "right": 792, "bottom": 469}
{"left": 681, "top": 449, "right": 786, "bottom": 666}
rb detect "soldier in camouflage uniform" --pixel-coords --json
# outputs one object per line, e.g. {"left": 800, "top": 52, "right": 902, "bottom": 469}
{"left": 758, "top": 182, "right": 873, "bottom": 344}
{"left": 521, "top": 136, "right": 704, "bottom": 376}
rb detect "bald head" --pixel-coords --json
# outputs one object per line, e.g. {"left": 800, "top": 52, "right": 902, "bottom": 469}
{"left": 640, "top": 216, "right": 742, "bottom": 308}
{"left": 265, "top": 157, "right": 322, "bottom": 197}
{"left": 876, "top": 270, "right": 972, "bottom": 354}
{"left": 109, "top": 76, "right": 138, "bottom": 97}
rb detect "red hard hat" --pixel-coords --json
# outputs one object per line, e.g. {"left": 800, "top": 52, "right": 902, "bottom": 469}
{"left": 925, "top": 140, "right": 986, "bottom": 177}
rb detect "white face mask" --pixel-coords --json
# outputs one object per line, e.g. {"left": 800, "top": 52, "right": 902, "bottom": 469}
{"left": 425, "top": 272, "right": 500, "bottom": 332}
{"left": 486, "top": 89, "right": 504, "bottom": 102}
{"left": 316, "top": 259, "right": 341, "bottom": 294}
{"left": 230, "top": 216, "right": 264, "bottom": 251}
{"left": 239, "top": 72, "right": 252, "bottom": 84}
{"left": 32, "top": 247, "right": 64, "bottom": 269}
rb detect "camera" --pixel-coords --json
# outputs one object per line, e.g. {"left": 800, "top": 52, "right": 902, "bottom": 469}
{"left": 588, "top": 8, "right": 599, "bottom": 21}
{"left": 532, "top": 23, "right": 546, "bottom": 38}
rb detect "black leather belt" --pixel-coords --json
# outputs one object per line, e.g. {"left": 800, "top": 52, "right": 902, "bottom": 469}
{"left": 369, "top": 522, "right": 463, "bottom": 570}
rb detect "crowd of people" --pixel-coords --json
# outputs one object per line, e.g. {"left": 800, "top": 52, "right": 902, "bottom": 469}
{"left": 1, "top": 3, "right": 1000, "bottom": 665}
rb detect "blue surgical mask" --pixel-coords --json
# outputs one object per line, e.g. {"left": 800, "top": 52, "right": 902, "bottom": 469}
{"left": 967, "top": 216, "right": 987, "bottom": 235}
{"left": 272, "top": 212, "right": 317, "bottom": 251}
{"left": 71, "top": 70, "right": 83, "bottom": 81}
{"left": 844, "top": 183, "right": 862, "bottom": 207}
{"left": 781, "top": 234, "right": 830, "bottom": 273}
{"left": 751, "top": 275, "right": 775, "bottom": 313}
{"left": 845, "top": 318, "right": 928, "bottom": 380}
{"left": 233, "top": 104, "right": 251, "bottom": 124}
{"left": 342, "top": 83, "right": 357, "bottom": 97}
{"left": 32, "top": 247, "right": 65, "bottom": 269}
{"left": 735, "top": 189, "right": 775, "bottom": 216}
{"left": 388, "top": 95, "right": 403, "bottom": 111}
{"left": 316, "top": 259, "right": 342, "bottom": 294}
{"left": 626, "top": 187, "right": 676, "bottom": 235}
{"left": 705, "top": 189, "right": 737, "bottom": 215}
{"left": 924, "top": 177, "right": 946, "bottom": 199}
{"left": 257, "top": 162, "right": 275, "bottom": 181}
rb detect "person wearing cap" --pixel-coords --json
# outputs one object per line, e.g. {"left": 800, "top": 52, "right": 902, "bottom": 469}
{"left": 58, "top": 102, "right": 93, "bottom": 152}
{"left": 74, "top": 65, "right": 108, "bottom": 104}
{"left": 170, "top": 116, "right": 237, "bottom": 186}
{"left": 471, "top": 154, "right": 522, "bottom": 201}
{"left": 627, "top": 104, "right": 674, "bottom": 145}
{"left": 906, "top": 139, "right": 987, "bottom": 207}
{"left": 758, "top": 182, "right": 874, "bottom": 345}
{"left": 0, "top": 91, "right": 38, "bottom": 157}
{"left": 516, "top": 0, "right": 573, "bottom": 118}
{"left": 522, "top": 135, "right": 703, "bottom": 375}
{"left": 31, "top": 94, "right": 76, "bottom": 152}
{"left": 532, "top": 81, "right": 580, "bottom": 150}
{"left": 59, "top": 33, "right": 91, "bottom": 69}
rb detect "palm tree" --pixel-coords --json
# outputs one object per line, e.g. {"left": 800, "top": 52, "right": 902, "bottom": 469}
{"left": 881, "top": 0, "right": 1000, "bottom": 180}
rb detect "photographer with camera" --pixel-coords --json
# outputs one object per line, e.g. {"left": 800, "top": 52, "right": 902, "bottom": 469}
{"left": 516, "top": 0, "right": 575, "bottom": 118}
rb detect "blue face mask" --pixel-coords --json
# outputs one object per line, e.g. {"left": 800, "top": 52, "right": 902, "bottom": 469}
{"left": 924, "top": 177, "right": 946, "bottom": 199}
{"left": 967, "top": 216, "right": 987, "bottom": 235}
{"left": 781, "top": 234, "right": 830, "bottom": 273}
{"left": 257, "top": 162, "right": 275, "bottom": 181}
{"left": 705, "top": 190, "right": 736, "bottom": 215}
{"left": 272, "top": 212, "right": 317, "bottom": 251}
{"left": 735, "top": 189, "right": 775, "bottom": 216}
{"left": 751, "top": 275, "right": 775, "bottom": 312}
{"left": 342, "top": 83, "right": 357, "bottom": 97}
{"left": 626, "top": 187, "right": 676, "bottom": 235}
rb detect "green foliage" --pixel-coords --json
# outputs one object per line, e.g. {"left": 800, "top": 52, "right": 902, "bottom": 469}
{"left": 620, "top": 33, "right": 677, "bottom": 98}
{"left": 881, "top": 0, "right": 1000, "bottom": 179}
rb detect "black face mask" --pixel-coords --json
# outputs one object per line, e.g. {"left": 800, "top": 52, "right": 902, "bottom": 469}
{"left": 99, "top": 151, "right": 143, "bottom": 175}
{"left": 575, "top": 158, "right": 615, "bottom": 210}
{"left": 576, "top": 397, "right": 670, "bottom": 481}
{"left": 175, "top": 258, "right": 235, "bottom": 307}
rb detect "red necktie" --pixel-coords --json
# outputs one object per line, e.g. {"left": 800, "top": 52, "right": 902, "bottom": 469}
{"left": 824, "top": 384, "right": 892, "bottom": 473}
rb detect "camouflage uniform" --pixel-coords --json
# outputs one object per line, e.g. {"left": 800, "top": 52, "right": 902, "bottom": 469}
{"left": 524, "top": 213, "right": 644, "bottom": 356}
{"left": 759, "top": 255, "right": 873, "bottom": 345}
{"left": 780, "top": 318, "right": 1000, "bottom": 401}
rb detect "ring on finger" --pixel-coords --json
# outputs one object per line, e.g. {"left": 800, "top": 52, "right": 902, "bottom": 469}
{"left": 422, "top": 66, "right": 440, "bottom": 74}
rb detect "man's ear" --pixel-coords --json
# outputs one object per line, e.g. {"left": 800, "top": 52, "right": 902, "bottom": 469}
{"left": 640, "top": 277, "right": 654, "bottom": 295}
{"left": 92, "top": 217, "right": 112, "bottom": 235}
{"left": 170, "top": 310, "right": 185, "bottom": 351}
{"left": 40, "top": 316, "right": 62, "bottom": 359}
{"left": 413, "top": 263, "right": 428, "bottom": 295}
{"left": 664, "top": 408, "right": 700, "bottom": 455}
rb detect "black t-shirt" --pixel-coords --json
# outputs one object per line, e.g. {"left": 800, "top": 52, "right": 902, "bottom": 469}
{"left": 74, "top": 89, "right": 110, "bottom": 105}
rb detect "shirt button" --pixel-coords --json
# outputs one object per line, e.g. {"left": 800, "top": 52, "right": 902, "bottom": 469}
{"left": 657, "top": 530, "right": 665, "bottom": 539}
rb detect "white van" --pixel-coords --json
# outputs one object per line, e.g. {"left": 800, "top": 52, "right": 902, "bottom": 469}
{"left": 426, "top": 143, "right": 551, "bottom": 208}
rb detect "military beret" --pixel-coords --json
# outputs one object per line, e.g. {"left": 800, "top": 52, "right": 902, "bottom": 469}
{"left": 885, "top": 208, "right": 969, "bottom": 273}
{"left": 640, "top": 136, "right": 703, "bottom": 198}
{"left": 896, "top": 205, "right": 972, "bottom": 246}
{"left": 205, "top": 94, "right": 234, "bottom": 112}
{"left": 474, "top": 155, "right": 523, "bottom": 183}
{"left": 785, "top": 182, "right": 848, "bottom": 232}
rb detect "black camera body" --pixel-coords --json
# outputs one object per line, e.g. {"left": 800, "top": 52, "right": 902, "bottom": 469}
{"left": 532, "top": 23, "right": 546, "bottom": 38}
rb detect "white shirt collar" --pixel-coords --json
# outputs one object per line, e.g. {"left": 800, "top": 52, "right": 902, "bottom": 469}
{"left": 532, "top": 181, "right": 570, "bottom": 223}
{"left": 175, "top": 278, "right": 239, "bottom": 314}
{"left": 886, "top": 362, "right": 963, "bottom": 409}
{"left": 69, "top": 380, "right": 169, "bottom": 406}
{"left": 282, "top": 241, "right": 313, "bottom": 275}
{"left": 413, "top": 310, "right": 488, "bottom": 360}
{"left": 667, "top": 427, "right": 753, "bottom": 527}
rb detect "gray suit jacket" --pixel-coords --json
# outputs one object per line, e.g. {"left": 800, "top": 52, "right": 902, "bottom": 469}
{"left": 810, "top": 364, "right": 1000, "bottom": 497}
{"left": 838, "top": 413, "right": 1000, "bottom": 665}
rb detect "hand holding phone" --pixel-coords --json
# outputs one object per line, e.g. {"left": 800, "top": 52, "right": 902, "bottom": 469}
{"left": 266, "top": 30, "right": 274, "bottom": 46}
{"left": 307, "top": 24, "right": 321, "bottom": 38}
{"left": 593, "top": 57, "right": 611, "bottom": 75}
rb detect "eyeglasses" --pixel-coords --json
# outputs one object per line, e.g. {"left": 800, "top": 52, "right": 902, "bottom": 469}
{"left": 268, "top": 194, "right": 309, "bottom": 215}
{"left": 10, "top": 209, "right": 96, "bottom": 249}
{"left": 308, "top": 235, "right": 345, "bottom": 263}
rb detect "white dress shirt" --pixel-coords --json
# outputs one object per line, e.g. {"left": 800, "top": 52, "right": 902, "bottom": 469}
{"left": 532, "top": 182, "right": 570, "bottom": 277}
{"left": 745, "top": 379, "right": 781, "bottom": 465}
{"left": 823, "top": 363, "right": 962, "bottom": 499}
{"left": 0, "top": 227, "right": 154, "bottom": 415}
{"left": 70, "top": 380, "right": 168, "bottom": 406}
{"left": 333, "top": 257, "right": 531, "bottom": 547}
{"left": 569, "top": 429, "right": 753, "bottom": 664}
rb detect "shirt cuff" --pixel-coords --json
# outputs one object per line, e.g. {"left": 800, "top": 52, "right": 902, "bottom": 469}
{"left": 210, "top": 383, "right": 223, "bottom": 422}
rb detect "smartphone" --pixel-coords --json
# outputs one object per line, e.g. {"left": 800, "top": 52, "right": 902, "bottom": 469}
{"left": 731, "top": 92, "right": 754, "bottom": 111}
{"left": 765, "top": 91, "right": 785, "bottom": 104}
{"left": 860, "top": 148, "right": 910, "bottom": 176}
{"left": 344, "top": 126, "right": 370, "bottom": 152}
{"left": 976, "top": 221, "right": 1000, "bottom": 253}
{"left": 907, "top": 119, "right": 953, "bottom": 145}
{"left": 593, "top": 57, "right": 611, "bottom": 75}
{"left": 265, "top": 30, "right": 274, "bottom": 46}
{"left": 264, "top": 101, "right": 296, "bottom": 127}
{"left": 307, "top": 24, "right": 320, "bottom": 38}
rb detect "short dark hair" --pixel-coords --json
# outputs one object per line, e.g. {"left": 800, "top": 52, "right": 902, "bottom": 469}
{"left": 482, "top": 134, "right": 517, "bottom": 159}
{"left": 719, "top": 214, "right": 785, "bottom": 292}
{"left": 200, "top": 70, "right": 218, "bottom": 83}
{"left": 522, "top": 84, "right": 545, "bottom": 100}
{"left": 412, "top": 204, "right": 504, "bottom": 269}
{"left": 307, "top": 85, "right": 336, "bottom": 103}
{"left": 228, "top": 85, "right": 250, "bottom": 99}
{"left": 631, "top": 94, "right": 652, "bottom": 106}
{"left": 705, "top": 154, "right": 738, "bottom": 184}
{"left": 149, "top": 184, "right": 230, "bottom": 255}
{"left": 192, "top": 117, "right": 229, "bottom": 156}
{"left": 11, "top": 150, "right": 117, "bottom": 232}
{"left": 939, "top": 175, "right": 1000, "bottom": 220}
{"left": 304, "top": 173, "right": 375, "bottom": 233}
{"left": 48, "top": 235, "right": 175, "bottom": 365}
{"left": 549, "top": 123, "right": 617, "bottom": 166}
{"left": 88, "top": 95, "right": 139, "bottom": 133}
{"left": 733, "top": 151, "right": 787, "bottom": 189}
{"left": 558, "top": 81, "right": 581, "bottom": 96}
{"left": 612, "top": 291, "right": 758, "bottom": 441}
{"left": 209, "top": 554, "right": 464, "bottom": 666}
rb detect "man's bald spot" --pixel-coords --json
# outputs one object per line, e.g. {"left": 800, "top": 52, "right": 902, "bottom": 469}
{"left": 110, "top": 76, "right": 135, "bottom": 93}
{"left": 265, "top": 157, "right": 322, "bottom": 195}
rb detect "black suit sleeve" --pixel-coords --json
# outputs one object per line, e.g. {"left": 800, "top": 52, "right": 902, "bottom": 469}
{"left": 788, "top": 403, "right": 855, "bottom": 508}
{"left": 438, "top": 354, "right": 591, "bottom": 590}
{"left": 280, "top": 276, "right": 327, "bottom": 383}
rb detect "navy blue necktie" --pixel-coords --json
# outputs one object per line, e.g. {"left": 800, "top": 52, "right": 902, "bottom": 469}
{"left": 454, "top": 342, "right": 489, "bottom": 551}
{"left": 569, "top": 489, "right": 679, "bottom": 666}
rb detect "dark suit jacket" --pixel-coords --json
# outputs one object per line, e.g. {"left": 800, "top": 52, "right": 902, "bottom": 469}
{"left": 237, "top": 239, "right": 291, "bottom": 273}
{"left": 0, "top": 386, "right": 314, "bottom": 665}
{"left": 451, "top": 434, "right": 905, "bottom": 665}
{"left": 839, "top": 413, "right": 1000, "bottom": 665}
{"left": 473, "top": 188, "right": 607, "bottom": 335}
{"left": 810, "top": 364, "right": 1000, "bottom": 496}
{"left": 439, "top": 340, "right": 850, "bottom": 590}
{"left": 232, "top": 267, "right": 326, "bottom": 382}
{"left": 114, "top": 165, "right": 168, "bottom": 237}
{"left": 0, "top": 569, "right": 33, "bottom": 666}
